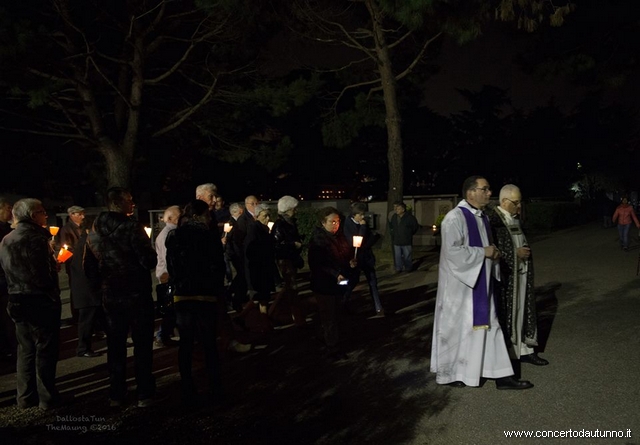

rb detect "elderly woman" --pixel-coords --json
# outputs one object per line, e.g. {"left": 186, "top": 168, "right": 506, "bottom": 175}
{"left": 308, "top": 207, "right": 356, "bottom": 359}
{"left": 244, "top": 203, "right": 279, "bottom": 314}
{"left": 0, "top": 199, "right": 61, "bottom": 410}
{"left": 271, "top": 195, "right": 305, "bottom": 326}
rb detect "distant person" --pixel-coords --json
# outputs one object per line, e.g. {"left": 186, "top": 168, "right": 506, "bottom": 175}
{"left": 166, "top": 200, "right": 226, "bottom": 405}
{"left": 488, "top": 184, "right": 548, "bottom": 367}
{"left": 0, "top": 197, "right": 16, "bottom": 359}
{"left": 154, "top": 206, "right": 181, "bottom": 347}
{"left": 308, "top": 207, "right": 357, "bottom": 360}
{"left": 0, "top": 199, "right": 62, "bottom": 409}
{"left": 612, "top": 197, "right": 639, "bottom": 251}
{"left": 195, "top": 183, "right": 219, "bottom": 228}
{"left": 343, "top": 202, "right": 384, "bottom": 317}
{"left": 86, "top": 187, "right": 157, "bottom": 408}
{"left": 244, "top": 204, "right": 278, "bottom": 315}
{"left": 388, "top": 201, "right": 419, "bottom": 273}
{"left": 57, "top": 205, "right": 86, "bottom": 324}
{"left": 226, "top": 202, "right": 247, "bottom": 311}
{"left": 430, "top": 176, "right": 533, "bottom": 390}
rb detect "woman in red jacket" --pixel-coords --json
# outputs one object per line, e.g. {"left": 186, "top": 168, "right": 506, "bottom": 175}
{"left": 612, "top": 197, "right": 640, "bottom": 251}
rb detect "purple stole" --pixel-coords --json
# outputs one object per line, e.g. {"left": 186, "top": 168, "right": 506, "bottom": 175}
{"left": 460, "top": 206, "right": 492, "bottom": 330}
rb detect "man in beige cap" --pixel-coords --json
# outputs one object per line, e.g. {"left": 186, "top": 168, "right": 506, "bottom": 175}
{"left": 57, "top": 205, "right": 86, "bottom": 325}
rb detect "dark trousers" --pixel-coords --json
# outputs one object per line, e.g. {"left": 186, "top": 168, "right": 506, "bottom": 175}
{"left": 229, "top": 255, "right": 248, "bottom": 310}
{"left": 343, "top": 265, "right": 383, "bottom": 312}
{"left": 175, "top": 300, "right": 221, "bottom": 397}
{"left": 314, "top": 293, "right": 340, "bottom": 351}
{"left": 0, "top": 290, "right": 17, "bottom": 356}
{"left": 7, "top": 295, "right": 61, "bottom": 409}
{"left": 104, "top": 296, "right": 155, "bottom": 402}
{"left": 76, "top": 306, "right": 105, "bottom": 355}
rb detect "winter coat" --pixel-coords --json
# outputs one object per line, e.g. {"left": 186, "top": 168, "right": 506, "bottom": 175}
{"left": 308, "top": 226, "right": 354, "bottom": 296}
{"left": 244, "top": 220, "right": 278, "bottom": 295}
{"left": 0, "top": 219, "right": 60, "bottom": 302}
{"left": 388, "top": 212, "right": 419, "bottom": 246}
{"left": 70, "top": 232, "right": 101, "bottom": 309}
{"left": 86, "top": 211, "right": 157, "bottom": 305}
{"left": 165, "top": 220, "right": 225, "bottom": 297}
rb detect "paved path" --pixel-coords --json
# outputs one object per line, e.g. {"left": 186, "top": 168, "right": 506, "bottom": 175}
{"left": 0, "top": 222, "right": 638, "bottom": 444}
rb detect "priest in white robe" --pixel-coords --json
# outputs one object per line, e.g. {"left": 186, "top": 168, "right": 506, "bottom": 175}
{"left": 430, "top": 176, "right": 534, "bottom": 390}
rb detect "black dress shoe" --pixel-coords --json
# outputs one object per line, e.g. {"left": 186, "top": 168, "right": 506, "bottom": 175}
{"left": 446, "top": 381, "right": 466, "bottom": 388}
{"left": 496, "top": 376, "right": 534, "bottom": 390}
{"left": 520, "top": 353, "right": 549, "bottom": 366}
{"left": 78, "top": 350, "right": 102, "bottom": 358}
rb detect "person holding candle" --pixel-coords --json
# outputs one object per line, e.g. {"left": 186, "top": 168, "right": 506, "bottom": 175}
{"left": 308, "top": 207, "right": 357, "bottom": 360}
{"left": 56, "top": 205, "right": 86, "bottom": 325}
{"left": 0, "top": 199, "right": 62, "bottom": 409}
{"left": 86, "top": 187, "right": 158, "bottom": 408}
{"left": 244, "top": 204, "right": 278, "bottom": 320}
{"left": 272, "top": 195, "right": 306, "bottom": 327}
{"left": 343, "top": 202, "right": 384, "bottom": 318}
{"left": 226, "top": 202, "right": 248, "bottom": 311}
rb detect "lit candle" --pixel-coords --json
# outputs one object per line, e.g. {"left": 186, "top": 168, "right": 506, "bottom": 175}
{"left": 223, "top": 223, "right": 232, "bottom": 233}
{"left": 267, "top": 221, "right": 274, "bottom": 232}
{"left": 353, "top": 235, "right": 363, "bottom": 258}
{"left": 144, "top": 226, "right": 152, "bottom": 238}
{"left": 49, "top": 226, "right": 59, "bottom": 236}
{"left": 57, "top": 244, "right": 73, "bottom": 263}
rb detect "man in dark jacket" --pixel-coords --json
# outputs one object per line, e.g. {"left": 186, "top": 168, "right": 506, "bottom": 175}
{"left": 56, "top": 205, "right": 85, "bottom": 324}
{"left": 86, "top": 187, "right": 157, "bottom": 408}
{"left": 166, "top": 200, "right": 225, "bottom": 404}
{"left": 0, "top": 198, "right": 61, "bottom": 410}
{"left": 388, "top": 201, "right": 420, "bottom": 273}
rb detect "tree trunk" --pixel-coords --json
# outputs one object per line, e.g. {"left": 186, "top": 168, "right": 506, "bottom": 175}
{"left": 101, "top": 143, "right": 132, "bottom": 189}
{"left": 367, "top": 0, "right": 404, "bottom": 240}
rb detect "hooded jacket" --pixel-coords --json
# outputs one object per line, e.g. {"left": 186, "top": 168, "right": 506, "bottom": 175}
{"left": 86, "top": 211, "right": 157, "bottom": 302}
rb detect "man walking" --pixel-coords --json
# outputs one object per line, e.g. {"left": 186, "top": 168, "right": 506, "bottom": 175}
{"left": 430, "top": 176, "right": 533, "bottom": 390}
{"left": 388, "top": 201, "right": 419, "bottom": 273}
{"left": 488, "top": 184, "right": 548, "bottom": 366}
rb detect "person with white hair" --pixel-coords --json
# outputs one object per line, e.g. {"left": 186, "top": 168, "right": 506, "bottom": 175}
{"left": 0, "top": 198, "right": 62, "bottom": 409}
{"left": 271, "top": 195, "right": 306, "bottom": 327}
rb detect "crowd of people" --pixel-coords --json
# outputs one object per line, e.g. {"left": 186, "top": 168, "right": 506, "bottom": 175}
{"left": 0, "top": 184, "right": 390, "bottom": 409}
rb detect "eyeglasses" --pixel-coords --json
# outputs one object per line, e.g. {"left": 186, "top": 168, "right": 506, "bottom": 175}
{"left": 505, "top": 198, "right": 521, "bottom": 206}
{"left": 33, "top": 210, "right": 47, "bottom": 215}
{"left": 473, "top": 187, "right": 491, "bottom": 193}
{"left": 325, "top": 220, "right": 340, "bottom": 226}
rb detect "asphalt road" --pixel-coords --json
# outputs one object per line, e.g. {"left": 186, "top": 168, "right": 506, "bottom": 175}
{"left": 0, "top": 222, "right": 638, "bottom": 445}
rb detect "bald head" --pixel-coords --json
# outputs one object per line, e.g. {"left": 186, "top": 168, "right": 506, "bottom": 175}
{"left": 163, "top": 205, "right": 181, "bottom": 225}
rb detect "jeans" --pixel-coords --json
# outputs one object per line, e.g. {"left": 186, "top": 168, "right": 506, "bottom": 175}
{"left": 7, "top": 295, "right": 61, "bottom": 409}
{"left": 174, "top": 300, "right": 221, "bottom": 397}
{"left": 393, "top": 245, "right": 413, "bottom": 272}
{"left": 104, "top": 296, "right": 156, "bottom": 402}
{"left": 344, "top": 265, "right": 382, "bottom": 312}
{"left": 617, "top": 223, "right": 632, "bottom": 249}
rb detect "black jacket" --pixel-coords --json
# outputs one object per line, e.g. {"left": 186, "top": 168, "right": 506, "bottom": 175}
{"left": 165, "top": 220, "right": 225, "bottom": 297}
{"left": 0, "top": 220, "right": 60, "bottom": 302}
{"left": 70, "top": 232, "right": 102, "bottom": 309}
{"left": 308, "top": 226, "right": 354, "bottom": 296}
{"left": 271, "top": 214, "right": 302, "bottom": 262}
{"left": 244, "top": 220, "right": 278, "bottom": 294}
{"left": 86, "top": 211, "right": 157, "bottom": 302}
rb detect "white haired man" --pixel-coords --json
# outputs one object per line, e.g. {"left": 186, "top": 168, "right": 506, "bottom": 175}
{"left": 488, "top": 184, "right": 548, "bottom": 367}
{"left": 0, "top": 199, "right": 61, "bottom": 409}
{"left": 154, "top": 205, "right": 181, "bottom": 347}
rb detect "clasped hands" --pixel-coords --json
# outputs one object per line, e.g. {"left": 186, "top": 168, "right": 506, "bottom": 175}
{"left": 484, "top": 244, "right": 501, "bottom": 261}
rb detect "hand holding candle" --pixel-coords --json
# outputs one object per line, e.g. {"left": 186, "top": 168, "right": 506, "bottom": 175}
{"left": 57, "top": 244, "right": 73, "bottom": 263}
{"left": 353, "top": 235, "right": 363, "bottom": 258}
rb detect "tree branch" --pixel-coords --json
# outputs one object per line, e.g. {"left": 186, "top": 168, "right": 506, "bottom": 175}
{"left": 393, "top": 31, "right": 442, "bottom": 82}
